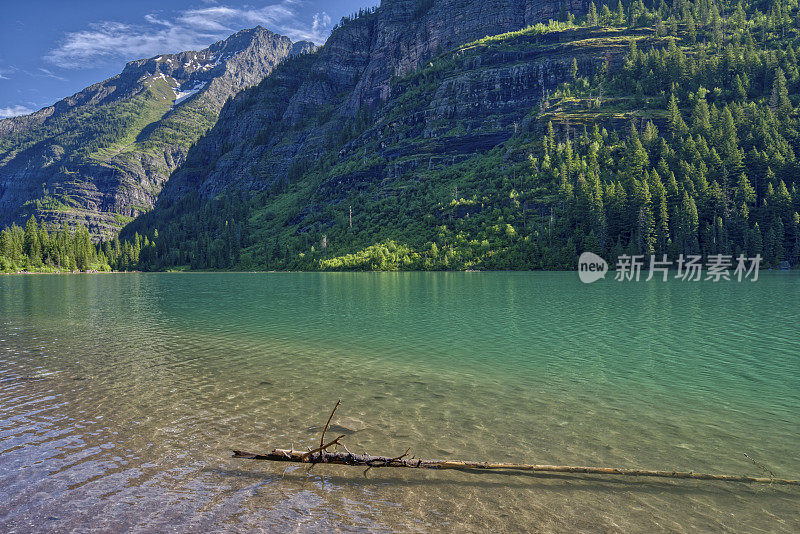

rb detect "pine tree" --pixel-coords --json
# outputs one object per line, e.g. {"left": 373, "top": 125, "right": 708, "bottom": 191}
{"left": 635, "top": 180, "right": 656, "bottom": 255}
{"left": 23, "top": 216, "right": 42, "bottom": 267}
{"left": 667, "top": 93, "right": 688, "bottom": 136}
{"left": 770, "top": 68, "right": 791, "bottom": 113}
{"left": 657, "top": 192, "right": 670, "bottom": 255}
{"left": 622, "top": 124, "right": 650, "bottom": 184}
{"left": 589, "top": 175, "right": 607, "bottom": 251}
{"left": 669, "top": 16, "right": 678, "bottom": 36}
{"left": 691, "top": 95, "right": 711, "bottom": 134}
{"left": 686, "top": 11, "right": 697, "bottom": 44}
{"left": 733, "top": 75, "right": 747, "bottom": 101}
{"left": 719, "top": 107, "right": 742, "bottom": 172}
{"left": 601, "top": 4, "right": 612, "bottom": 23}
{"left": 774, "top": 180, "right": 793, "bottom": 220}
{"left": 38, "top": 223, "right": 51, "bottom": 266}
{"left": 792, "top": 212, "right": 800, "bottom": 265}
{"left": 786, "top": 47, "right": 799, "bottom": 85}
{"left": 732, "top": 2, "right": 746, "bottom": 30}
{"left": 710, "top": 5, "right": 722, "bottom": 46}
{"left": 588, "top": 1, "right": 598, "bottom": 26}
{"left": 678, "top": 191, "right": 700, "bottom": 254}
{"left": 750, "top": 223, "right": 763, "bottom": 257}
{"left": 774, "top": 217, "right": 786, "bottom": 262}
{"left": 546, "top": 121, "right": 555, "bottom": 154}
{"left": 655, "top": 15, "right": 666, "bottom": 36}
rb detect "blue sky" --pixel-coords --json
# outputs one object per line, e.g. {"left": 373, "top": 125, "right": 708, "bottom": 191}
{"left": 0, "top": 0, "right": 372, "bottom": 118}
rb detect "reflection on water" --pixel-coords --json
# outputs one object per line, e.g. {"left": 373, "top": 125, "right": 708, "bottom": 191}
{"left": 0, "top": 272, "right": 798, "bottom": 532}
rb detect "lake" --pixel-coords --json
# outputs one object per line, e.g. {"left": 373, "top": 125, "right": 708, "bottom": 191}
{"left": 0, "top": 272, "right": 798, "bottom": 532}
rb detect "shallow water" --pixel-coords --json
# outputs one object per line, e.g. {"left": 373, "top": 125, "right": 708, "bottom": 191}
{"left": 0, "top": 272, "right": 798, "bottom": 532}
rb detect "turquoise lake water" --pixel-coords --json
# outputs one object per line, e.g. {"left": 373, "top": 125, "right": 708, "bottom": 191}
{"left": 0, "top": 272, "right": 798, "bottom": 532}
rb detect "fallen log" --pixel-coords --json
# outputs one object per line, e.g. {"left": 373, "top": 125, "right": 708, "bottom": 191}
{"left": 233, "top": 401, "right": 800, "bottom": 486}
{"left": 232, "top": 449, "right": 800, "bottom": 486}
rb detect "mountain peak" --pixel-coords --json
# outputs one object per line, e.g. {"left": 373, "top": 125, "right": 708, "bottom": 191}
{"left": 0, "top": 26, "right": 299, "bottom": 236}
{"left": 291, "top": 41, "right": 317, "bottom": 56}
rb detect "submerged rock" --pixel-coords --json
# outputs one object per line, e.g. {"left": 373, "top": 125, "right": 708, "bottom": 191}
{"left": 329, "top": 416, "right": 368, "bottom": 434}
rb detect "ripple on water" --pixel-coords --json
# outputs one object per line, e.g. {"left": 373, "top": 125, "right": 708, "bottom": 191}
{"left": 0, "top": 272, "right": 798, "bottom": 532}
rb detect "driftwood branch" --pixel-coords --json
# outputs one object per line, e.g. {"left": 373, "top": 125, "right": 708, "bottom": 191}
{"left": 300, "top": 435, "right": 346, "bottom": 462}
{"left": 319, "top": 399, "right": 341, "bottom": 449}
{"left": 232, "top": 449, "right": 800, "bottom": 486}
{"left": 234, "top": 401, "right": 800, "bottom": 486}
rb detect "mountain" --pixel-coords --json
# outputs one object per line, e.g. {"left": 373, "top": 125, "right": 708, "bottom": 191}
{"left": 122, "top": 0, "right": 606, "bottom": 264}
{"left": 4, "top": 0, "right": 800, "bottom": 273}
{"left": 141, "top": 0, "right": 591, "bottom": 203}
{"left": 0, "top": 27, "right": 314, "bottom": 237}
{"left": 120, "top": 0, "right": 799, "bottom": 272}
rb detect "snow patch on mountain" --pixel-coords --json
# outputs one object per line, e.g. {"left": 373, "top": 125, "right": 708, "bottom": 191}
{"left": 172, "top": 81, "right": 207, "bottom": 108}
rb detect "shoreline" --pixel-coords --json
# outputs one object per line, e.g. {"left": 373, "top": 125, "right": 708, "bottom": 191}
{"left": 3, "top": 268, "right": 797, "bottom": 275}
{"left": 1, "top": 269, "right": 575, "bottom": 275}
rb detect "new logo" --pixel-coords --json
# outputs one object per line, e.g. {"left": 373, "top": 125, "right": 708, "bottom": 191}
{"left": 578, "top": 252, "right": 608, "bottom": 284}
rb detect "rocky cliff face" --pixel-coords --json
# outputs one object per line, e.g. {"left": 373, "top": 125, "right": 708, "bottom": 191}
{"left": 154, "top": 0, "right": 592, "bottom": 207}
{"left": 0, "top": 27, "right": 312, "bottom": 237}
{"left": 121, "top": 0, "right": 690, "bottom": 271}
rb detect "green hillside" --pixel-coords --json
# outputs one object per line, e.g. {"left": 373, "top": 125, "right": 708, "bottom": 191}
{"left": 0, "top": 27, "right": 298, "bottom": 239}
{"left": 5, "top": 0, "right": 800, "bottom": 272}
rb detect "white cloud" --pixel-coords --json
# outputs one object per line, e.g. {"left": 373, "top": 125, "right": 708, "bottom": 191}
{"left": 45, "top": 1, "right": 332, "bottom": 68}
{"left": 37, "top": 68, "right": 67, "bottom": 81}
{"left": 45, "top": 20, "right": 219, "bottom": 68}
{"left": 143, "top": 14, "right": 175, "bottom": 28}
{"left": 312, "top": 12, "right": 331, "bottom": 34}
{"left": 0, "top": 105, "right": 35, "bottom": 119}
{"left": 0, "top": 66, "right": 18, "bottom": 80}
{"left": 178, "top": 7, "right": 242, "bottom": 31}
